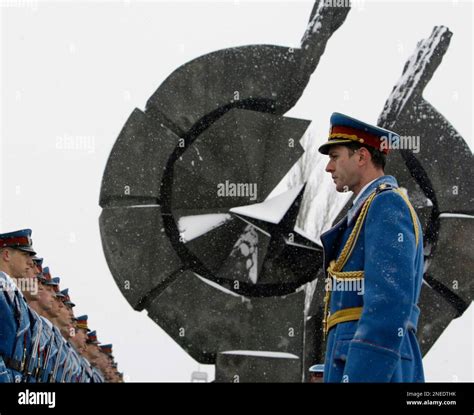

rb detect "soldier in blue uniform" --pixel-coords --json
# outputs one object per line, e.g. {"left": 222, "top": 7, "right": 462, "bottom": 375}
{"left": 0, "top": 229, "right": 37, "bottom": 382}
{"left": 36, "top": 314, "right": 56, "bottom": 383}
{"left": 70, "top": 315, "right": 89, "bottom": 355}
{"left": 35, "top": 269, "right": 61, "bottom": 382}
{"left": 40, "top": 277, "right": 68, "bottom": 382}
{"left": 20, "top": 258, "right": 55, "bottom": 383}
{"left": 53, "top": 286, "right": 77, "bottom": 382}
{"left": 59, "top": 289, "right": 85, "bottom": 382}
{"left": 84, "top": 331, "right": 105, "bottom": 383}
{"left": 59, "top": 288, "right": 76, "bottom": 337}
{"left": 50, "top": 325, "right": 68, "bottom": 382}
{"left": 98, "top": 344, "right": 115, "bottom": 381}
{"left": 71, "top": 315, "right": 93, "bottom": 382}
{"left": 63, "top": 313, "right": 86, "bottom": 383}
{"left": 46, "top": 275, "right": 63, "bottom": 324}
{"left": 318, "top": 113, "right": 424, "bottom": 383}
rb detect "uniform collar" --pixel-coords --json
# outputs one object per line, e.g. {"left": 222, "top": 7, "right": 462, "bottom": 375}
{"left": 347, "top": 175, "right": 398, "bottom": 225}
{"left": 351, "top": 177, "right": 379, "bottom": 207}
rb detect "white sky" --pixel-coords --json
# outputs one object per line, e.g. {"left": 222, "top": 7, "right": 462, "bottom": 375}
{"left": 1, "top": 0, "right": 472, "bottom": 381}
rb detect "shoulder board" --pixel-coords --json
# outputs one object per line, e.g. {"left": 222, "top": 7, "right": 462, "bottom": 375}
{"left": 374, "top": 183, "right": 420, "bottom": 247}
{"left": 375, "top": 183, "right": 395, "bottom": 194}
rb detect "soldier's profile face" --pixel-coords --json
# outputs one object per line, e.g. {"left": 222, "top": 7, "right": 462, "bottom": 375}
{"left": 24, "top": 263, "right": 37, "bottom": 278}
{"left": 66, "top": 306, "right": 74, "bottom": 319}
{"left": 38, "top": 284, "right": 54, "bottom": 311}
{"left": 7, "top": 248, "right": 33, "bottom": 279}
{"left": 48, "top": 295, "right": 62, "bottom": 318}
{"left": 325, "top": 145, "right": 361, "bottom": 193}
{"left": 71, "top": 328, "right": 88, "bottom": 352}
{"left": 96, "top": 353, "right": 110, "bottom": 372}
{"left": 58, "top": 302, "right": 72, "bottom": 327}
{"left": 82, "top": 343, "right": 93, "bottom": 359}
{"left": 87, "top": 344, "right": 101, "bottom": 361}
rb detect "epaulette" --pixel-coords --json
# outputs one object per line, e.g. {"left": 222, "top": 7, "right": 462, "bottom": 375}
{"left": 375, "top": 183, "right": 420, "bottom": 247}
{"left": 375, "top": 183, "right": 395, "bottom": 194}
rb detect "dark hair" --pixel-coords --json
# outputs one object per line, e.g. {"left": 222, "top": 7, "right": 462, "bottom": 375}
{"left": 345, "top": 142, "right": 386, "bottom": 170}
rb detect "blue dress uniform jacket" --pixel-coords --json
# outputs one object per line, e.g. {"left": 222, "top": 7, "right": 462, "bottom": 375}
{"left": 0, "top": 272, "right": 32, "bottom": 383}
{"left": 38, "top": 317, "right": 56, "bottom": 383}
{"left": 80, "top": 356, "right": 93, "bottom": 383}
{"left": 91, "top": 366, "right": 105, "bottom": 383}
{"left": 25, "top": 309, "right": 44, "bottom": 382}
{"left": 321, "top": 176, "right": 425, "bottom": 383}
{"left": 50, "top": 326, "right": 67, "bottom": 382}
{"left": 25, "top": 311, "right": 59, "bottom": 382}
{"left": 64, "top": 343, "right": 82, "bottom": 382}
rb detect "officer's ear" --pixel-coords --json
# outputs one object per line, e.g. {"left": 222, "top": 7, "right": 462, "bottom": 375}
{"left": 358, "top": 146, "right": 371, "bottom": 165}
{"left": 0, "top": 247, "right": 11, "bottom": 262}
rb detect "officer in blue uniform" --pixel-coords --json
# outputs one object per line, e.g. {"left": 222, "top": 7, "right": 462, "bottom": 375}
{"left": 318, "top": 113, "right": 424, "bottom": 383}
{"left": 42, "top": 277, "right": 68, "bottom": 383}
{"left": 85, "top": 331, "right": 105, "bottom": 383}
{"left": 72, "top": 315, "right": 93, "bottom": 382}
{"left": 71, "top": 315, "right": 90, "bottom": 354}
{"left": 59, "top": 288, "right": 77, "bottom": 334}
{"left": 58, "top": 288, "right": 85, "bottom": 383}
{"left": 53, "top": 285, "right": 77, "bottom": 382}
{"left": 36, "top": 269, "right": 61, "bottom": 383}
{"left": 97, "top": 344, "right": 114, "bottom": 382}
{"left": 0, "top": 229, "right": 37, "bottom": 382}
{"left": 19, "top": 256, "right": 53, "bottom": 383}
